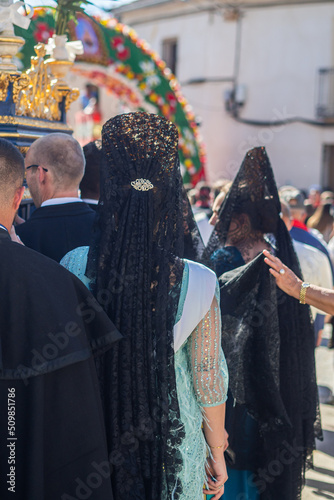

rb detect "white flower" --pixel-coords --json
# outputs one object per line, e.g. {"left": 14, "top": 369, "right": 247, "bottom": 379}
{"left": 182, "top": 128, "right": 196, "bottom": 156}
{"left": 139, "top": 60, "right": 161, "bottom": 88}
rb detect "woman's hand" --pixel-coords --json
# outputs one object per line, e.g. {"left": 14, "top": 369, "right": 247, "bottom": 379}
{"left": 263, "top": 250, "right": 301, "bottom": 299}
{"left": 203, "top": 450, "right": 228, "bottom": 500}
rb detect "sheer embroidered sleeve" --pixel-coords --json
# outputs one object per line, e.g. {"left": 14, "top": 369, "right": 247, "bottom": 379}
{"left": 187, "top": 283, "right": 228, "bottom": 407}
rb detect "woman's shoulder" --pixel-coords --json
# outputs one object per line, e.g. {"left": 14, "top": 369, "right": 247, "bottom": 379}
{"left": 181, "top": 259, "right": 218, "bottom": 301}
{"left": 210, "top": 246, "right": 245, "bottom": 276}
{"left": 60, "top": 246, "right": 91, "bottom": 289}
{"left": 60, "top": 246, "right": 89, "bottom": 271}
{"left": 182, "top": 258, "right": 216, "bottom": 279}
{"left": 174, "top": 259, "right": 218, "bottom": 352}
{"left": 211, "top": 246, "right": 242, "bottom": 262}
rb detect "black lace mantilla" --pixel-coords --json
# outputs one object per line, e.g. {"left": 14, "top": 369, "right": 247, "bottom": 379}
{"left": 205, "top": 147, "right": 322, "bottom": 500}
{"left": 86, "top": 112, "right": 203, "bottom": 499}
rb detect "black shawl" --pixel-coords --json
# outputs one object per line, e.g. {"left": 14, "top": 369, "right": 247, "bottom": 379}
{"left": 0, "top": 231, "right": 121, "bottom": 499}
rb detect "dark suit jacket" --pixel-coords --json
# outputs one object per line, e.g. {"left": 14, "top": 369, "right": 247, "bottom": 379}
{"left": 86, "top": 202, "right": 98, "bottom": 212}
{"left": 16, "top": 202, "right": 96, "bottom": 262}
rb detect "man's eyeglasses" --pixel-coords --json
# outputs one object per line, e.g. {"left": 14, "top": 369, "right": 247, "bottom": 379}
{"left": 26, "top": 165, "right": 48, "bottom": 172}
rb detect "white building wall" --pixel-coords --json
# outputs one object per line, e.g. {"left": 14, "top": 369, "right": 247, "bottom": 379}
{"left": 118, "top": 1, "right": 334, "bottom": 190}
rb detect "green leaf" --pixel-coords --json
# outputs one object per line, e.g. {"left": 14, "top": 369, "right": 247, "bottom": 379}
{"left": 53, "top": 0, "right": 104, "bottom": 34}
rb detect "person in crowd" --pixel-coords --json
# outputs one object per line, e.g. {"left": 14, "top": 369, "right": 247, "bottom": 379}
{"left": 264, "top": 249, "right": 334, "bottom": 315}
{"left": 205, "top": 147, "right": 320, "bottom": 500}
{"left": 322, "top": 191, "right": 334, "bottom": 347}
{"left": 327, "top": 213, "right": 334, "bottom": 282}
{"left": 16, "top": 133, "right": 96, "bottom": 262}
{"left": 80, "top": 139, "right": 102, "bottom": 210}
{"left": 183, "top": 182, "right": 193, "bottom": 193}
{"left": 279, "top": 186, "right": 331, "bottom": 256}
{"left": 307, "top": 202, "right": 334, "bottom": 243}
{"left": 61, "top": 112, "right": 229, "bottom": 500}
{"left": 281, "top": 201, "right": 333, "bottom": 345}
{"left": 308, "top": 184, "right": 322, "bottom": 213}
{"left": 209, "top": 183, "right": 232, "bottom": 228}
{"left": 212, "top": 179, "right": 231, "bottom": 200}
{"left": 192, "top": 181, "right": 214, "bottom": 245}
{"left": 320, "top": 190, "right": 334, "bottom": 205}
{"left": 308, "top": 194, "right": 334, "bottom": 348}
{"left": 0, "top": 138, "right": 121, "bottom": 499}
{"left": 187, "top": 187, "right": 197, "bottom": 206}
{"left": 304, "top": 199, "right": 315, "bottom": 223}
{"left": 280, "top": 186, "right": 334, "bottom": 341}
{"left": 194, "top": 208, "right": 213, "bottom": 245}
{"left": 195, "top": 181, "right": 233, "bottom": 246}
{"left": 195, "top": 181, "right": 212, "bottom": 214}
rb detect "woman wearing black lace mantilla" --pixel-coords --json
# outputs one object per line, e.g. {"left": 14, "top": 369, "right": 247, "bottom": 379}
{"left": 61, "top": 112, "right": 229, "bottom": 500}
{"left": 204, "top": 147, "right": 321, "bottom": 500}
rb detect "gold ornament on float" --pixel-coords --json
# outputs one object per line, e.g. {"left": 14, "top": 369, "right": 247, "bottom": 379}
{"left": 16, "top": 43, "right": 79, "bottom": 122}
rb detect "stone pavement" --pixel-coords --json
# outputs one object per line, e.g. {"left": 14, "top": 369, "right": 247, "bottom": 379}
{"left": 302, "top": 325, "right": 334, "bottom": 499}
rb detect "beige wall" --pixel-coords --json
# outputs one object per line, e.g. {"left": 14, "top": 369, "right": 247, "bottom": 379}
{"left": 114, "top": 0, "right": 334, "bottom": 189}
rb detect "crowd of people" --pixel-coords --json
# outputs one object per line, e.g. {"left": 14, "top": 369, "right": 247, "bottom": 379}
{"left": 0, "top": 111, "right": 332, "bottom": 500}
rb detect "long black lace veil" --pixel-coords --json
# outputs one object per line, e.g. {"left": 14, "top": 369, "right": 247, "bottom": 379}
{"left": 85, "top": 112, "right": 203, "bottom": 500}
{"left": 205, "top": 147, "right": 321, "bottom": 500}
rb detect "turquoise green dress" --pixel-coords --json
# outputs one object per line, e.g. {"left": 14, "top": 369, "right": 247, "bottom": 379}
{"left": 61, "top": 247, "right": 228, "bottom": 500}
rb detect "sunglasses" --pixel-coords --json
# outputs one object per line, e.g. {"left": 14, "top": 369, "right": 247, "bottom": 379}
{"left": 26, "top": 165, "right": 48, "bottom": 172}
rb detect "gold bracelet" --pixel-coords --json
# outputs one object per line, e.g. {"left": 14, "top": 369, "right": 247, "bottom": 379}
{"left": 209, "top": 442, "right": 225, "bottom": 449}
{"left": 299, "top": 282, "right": 311, "bottom": 304}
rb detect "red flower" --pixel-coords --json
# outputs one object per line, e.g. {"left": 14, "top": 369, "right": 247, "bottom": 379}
{"left": 111, "top": 37, "right": 130, "bottom": 61}
{"left": 166, "top": 92, "right": 177, "bottom": 111}
{"left": 34, "top": 22, "right": 54, "bottom": 43}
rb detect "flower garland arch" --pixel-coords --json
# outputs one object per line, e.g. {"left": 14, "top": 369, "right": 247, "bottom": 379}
{"left": 16, "top": 8, "right": 206, "bottom": 184}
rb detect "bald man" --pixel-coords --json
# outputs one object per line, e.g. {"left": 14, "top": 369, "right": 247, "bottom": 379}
{"left": 0, "top": 138, "right": 120, "bottom": 499}
{"left": 17, "top": 133, "right": 96, "bottom": 262}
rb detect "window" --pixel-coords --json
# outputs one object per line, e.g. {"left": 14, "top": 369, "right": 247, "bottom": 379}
{"left": 162, "top": 38, "right": 178, "bottom": 76}
{"left": 316, "top": 68, "right": 334, "bottom": 119}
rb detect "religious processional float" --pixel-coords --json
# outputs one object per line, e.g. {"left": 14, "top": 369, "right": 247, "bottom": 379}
{"left": 0, "top": 0, "right": 206, "bottom": 186}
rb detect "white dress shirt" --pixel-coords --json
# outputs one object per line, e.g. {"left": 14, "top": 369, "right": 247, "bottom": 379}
{"left": 81, "top": 198, "right": 98, "bottom": 206}
{"left": 293, "top": 239, "right": 333, "bottom": 318}
{"left": 41, "top": 197, "right": 83, "bottom": 207}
